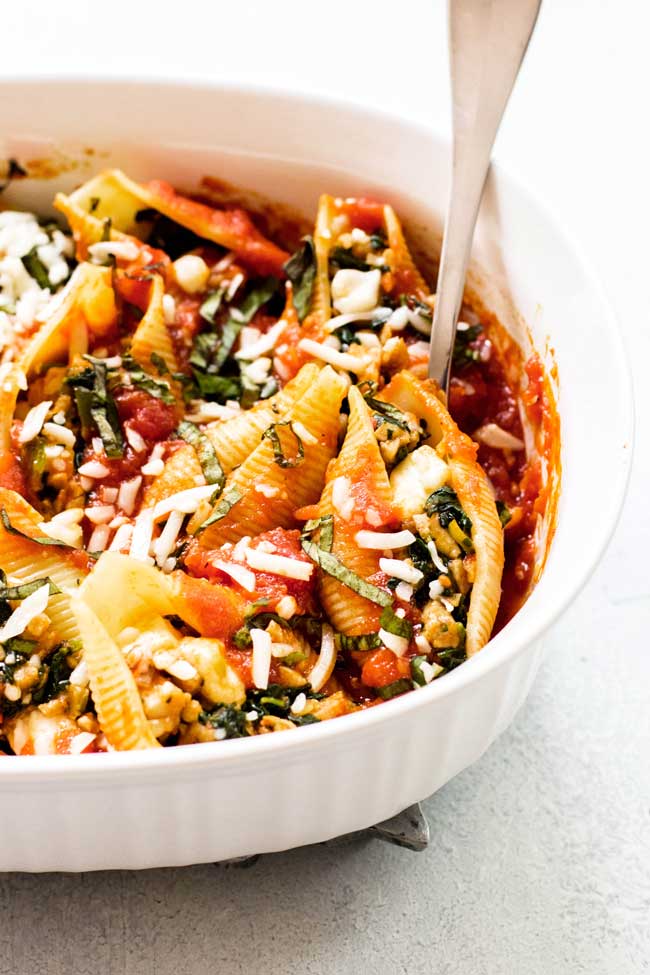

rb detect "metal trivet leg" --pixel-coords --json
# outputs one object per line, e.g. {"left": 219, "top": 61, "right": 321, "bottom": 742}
{"left": 216, "top": 802, "right": 430, "bottom": 867}
{"left": 369, "top": 803, "right": 430, "bottom": 852}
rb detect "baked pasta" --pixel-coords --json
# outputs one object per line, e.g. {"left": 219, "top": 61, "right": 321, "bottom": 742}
{"left": 0, "top": 171, "right": 555, "bottom": 754}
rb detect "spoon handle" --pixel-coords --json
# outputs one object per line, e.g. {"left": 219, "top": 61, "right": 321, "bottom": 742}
{"left": 428, "top": 0, "right": 542, "bottom": 392}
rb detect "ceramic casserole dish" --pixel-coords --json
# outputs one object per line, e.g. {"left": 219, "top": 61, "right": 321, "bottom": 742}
{"left": 0, "top": 78, "right": 632, "bottom": 871}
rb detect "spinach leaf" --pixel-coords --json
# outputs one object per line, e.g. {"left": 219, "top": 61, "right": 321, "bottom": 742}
{"left": 496, "top": 500, "right": 512, "bottom": 528}
{"left": 284, "top": 237, "right": 316, "bottom": 320}
{"left": 329, "top": 248, "right": 376, "bottom": 272}
{"left": 452, "top": 324, "right": 483, "bottom": 367}
{"left": 425, "top": 486, "right": 473, "bottom": 536}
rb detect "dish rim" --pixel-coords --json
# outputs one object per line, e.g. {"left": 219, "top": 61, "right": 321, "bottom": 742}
{"left": 0, "top": 75, "right": 634, "bottom": 780}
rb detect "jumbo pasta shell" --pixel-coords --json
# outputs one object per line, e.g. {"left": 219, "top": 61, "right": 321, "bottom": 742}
{"left": 317, "top": 386, "right": 393, "bottom": 636}
{"left": 0, "top": 488, "right": 87, "bottom": 642}
{"left": 379, "top": 371, "right": 504, "bottom": 654}
{"left": 197, "top": 365, "right": 347, "bottom": 545}
{"left": 130, "top": 273, "right": 180, "bottom": 375}
{"left": 69, "top": 594, "right": 160, "bottom": 750}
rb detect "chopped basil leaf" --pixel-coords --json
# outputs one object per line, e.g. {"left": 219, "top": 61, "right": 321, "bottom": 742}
{"left": 262, "top": 421, "right": 304, "bottom": 468}
{"left": 177, "top": 420, "right": 225, "bottom": 490}
{"left": 0, "top": 577, "right": 61, "bottom": 601}
{"left": 120, "top": 354, "right": 175, "bottom": 405}
{"left": 284, "top": 236, "right": 316, "bottom": 320}
{"left": 425, "top": 486, "right": 472, "bottom": 536}
{"left": 0, "top": 508, "right": 74, "bottom": 548}
{"left": 199, "top": 288, "right": 225, "bottom": 326}
{"left": 67, "top": 358, "right": 124, "bottom": 458}
{"left": 362, "top": 391, "right": 412, "bottom": 433}
{"left": 329, "top": 248, "right": 377, "bottom": 273}
{"left": 379, "top": 605, "right": 412, "bottom": 640}
{"left": 301, "top": 537, "right": 391, "bottom": 607}
{"left": 21, "top": 248, "right": 50, "bottom": 289}
{"left": 336, "top": 631, "right": 382, "bottom": 653}
{"left": 410, "top": 655, "right": 429, "bottom": 686}
{"left": 496, "top": 500, "right": 512, "bottom": 528}
{"left": 150, "top": 352, "right": 169, "bottom": 376}
{"left": 194, "top": 485, "right": 242, "bottom": 533}
{"left": 375, "top": 678, "right": 412, "bottom": 700}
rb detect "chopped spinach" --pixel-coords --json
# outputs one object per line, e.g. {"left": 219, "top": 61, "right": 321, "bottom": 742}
{"left": 425, "top": 486, "right": 472, "bottom": 536}
{"left": 496, "top": 500, "right": 512, "bottom": 528}
{"left": 452, "top": 324, "right": 483, "bottom": 367}
{"left": 21, "top": 248, "right": 51, "bottom": 289}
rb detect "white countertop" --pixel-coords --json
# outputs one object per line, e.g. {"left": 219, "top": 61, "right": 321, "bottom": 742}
{"left": 0, "top": 1, "right": 648, "bottom": 972}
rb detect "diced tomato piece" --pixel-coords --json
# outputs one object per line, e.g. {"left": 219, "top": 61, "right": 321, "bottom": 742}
{"left": 114, "top": 388, "right": 176, "bottom": 442}
{"left": 361, "top": 649, "right": 400, "bottom": 688}
{"left": 171, "top": 572, "right": 247, "bottom": 640}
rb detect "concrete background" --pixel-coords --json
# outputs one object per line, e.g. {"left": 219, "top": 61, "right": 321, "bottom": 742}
{"left": 1, "top": 0, "right": 648, "bottom": 971}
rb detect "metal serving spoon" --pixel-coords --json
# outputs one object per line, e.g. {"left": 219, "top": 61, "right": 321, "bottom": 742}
{"left": 428, "top": 0, "right": 542, "bottom": 392}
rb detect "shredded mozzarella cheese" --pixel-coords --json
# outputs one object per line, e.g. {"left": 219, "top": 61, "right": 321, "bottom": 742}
{"left": 355, "top": 529, "right": 415, "bottom": 550}
{"left": 244, "top": 547, "right": 313, "bottom": 581}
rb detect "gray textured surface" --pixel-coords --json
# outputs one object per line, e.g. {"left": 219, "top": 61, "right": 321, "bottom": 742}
{"left": 1, "top": 555, "right": 648, "bottom": 975}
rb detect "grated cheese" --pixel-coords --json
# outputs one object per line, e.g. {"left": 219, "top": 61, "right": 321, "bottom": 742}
{"left": 109, "top": 522, "right": 134, "bottom": 552}
{"left": 308, "top": 623, "right": 336, "bottom": 692}
{"left": 154, "top": 510, "right": 185, "bottom": 568}
{"left": 88, "top": 524, "right": 111, "bottom": 552}
{"left": 473, "top": 422, "right": 525, "bottom": 451}
{"left": 88, "top": 240, "right": 140, "bottom": 263}
{"left": 68, "top": 731, "right": 97, "bottom": 755}
{"left": 395, "top": 581, "right": 414, "bottom": 602}
{"left": 324, "top": 308, "right": 391, "bottom": 333}
{"left": 234, "top": 319, "right": 287, "bottom": 360}
{"left": 250, "top": 628, "right": 272, "bottom": 689}
{"left": 162, "top": 293, "right": 176, "bottom": 325}
{"left": 210, "top": 558, "right": 256, "bottom": 593}
{"left": 125, "top": 424, "right": 147, "bottom": 453}
{"left": 275, "top": 595, "right": 297, "bottom": 619}
{"left": 414, "top": 633, "right": 432, "bottom": 654}
{"left": 378, "top": 627, "right": 409, "bottom": 657}
{"left": 426, "top": 540, "right": 447, "bottom": 574}
{"left": 355, "top": 529, "right": 415, "bottom": 550}
{"left": 129, "top": 508, "right": 155, "bottom": 563}
{"left": 152, "top": 484, "right": 216, "bottom": 521}
{"left": 42, "top": 421, "right": 75, "bottom": 447}
{"left": 297, "top": 337, "right": 369, "bottom": 373}
{"left": 428, "top": 579, "right": 445, "bottom": 599}
{"left": 84, "top": 504, "right": 115, "bottom": 525}
{"left": 332, "top": 475, "right": 354, "bottom": 521}
{"left": 18, "top": 400, "right": 52, "bottom": 444}
{"left": 0, "top": 584, "right": 50, "bottom": 643}
{"left": 378, "top": 558, "right": 423, "bottom": 585}
{"left": 117, "top": 475, "right": 142, "bottom": 516}
{"left": 245, "top": 547, "right": 313, "bottom": 581}
{"left": 331, "top": 268, "right": 381, "bottom": 314}
{"left": 290, "top": 692, "right": 307, "bottom": 715}
{"left": 78, "top": 459, "right": 110, "bottom": 479}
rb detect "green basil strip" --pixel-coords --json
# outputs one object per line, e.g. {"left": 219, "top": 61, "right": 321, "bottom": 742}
{"left": 375, "top": 678, "right": 413, "bottom": 700}
{"left": 68, "top": 358, "right": 124, "bottom": 458}
{"left": 150, "top": 352, "right": 170, "bottom": 376}
{"left": 0, "top": 509, "right": 74, "bottom": 549}
{"left": 194, "top": 485, "right": 242, "bottom": 533}
{"left": 199, "top": 288, "right": 225, "bottom": 325}
{"left": 119, "top": 355, "right": 175, "bottom": 405}
{"left": 496, "top": 500, "right": 512, "bottom": 528}
{"left": 410, "top": 655, "right": 429, "bottom": 687}
{"left": 379, "top": 605, "right": 413, "bottom": 640}
{"left": 301, "top": 515, "right": 333, "bottom": 553}
{"left": 301, "top": 537, "right": 391, "bottom": 607}
{"left": 0, "top": 578, "right": 61, "bottom": 601}
{"left": 21, "top": 248, "right": 51, "bottom": 289}
{"left": 362, "top": 393, "right": 412, "bottom": 433}
{"left": 337, "top": 631, "right": 382, "bottom": 653}
{"left": 284, "top": 237, "right": 316, "bottom": 320}
{"left": 261, "top": 421, "right": 305, "bottom": 468}
{"left": 177, "top": 420, "right": 225, "bottom": 490}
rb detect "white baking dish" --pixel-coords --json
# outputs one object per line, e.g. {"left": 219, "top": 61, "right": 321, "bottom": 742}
{"left": 0, "top": 79, "right": 632, "bottom": 871}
